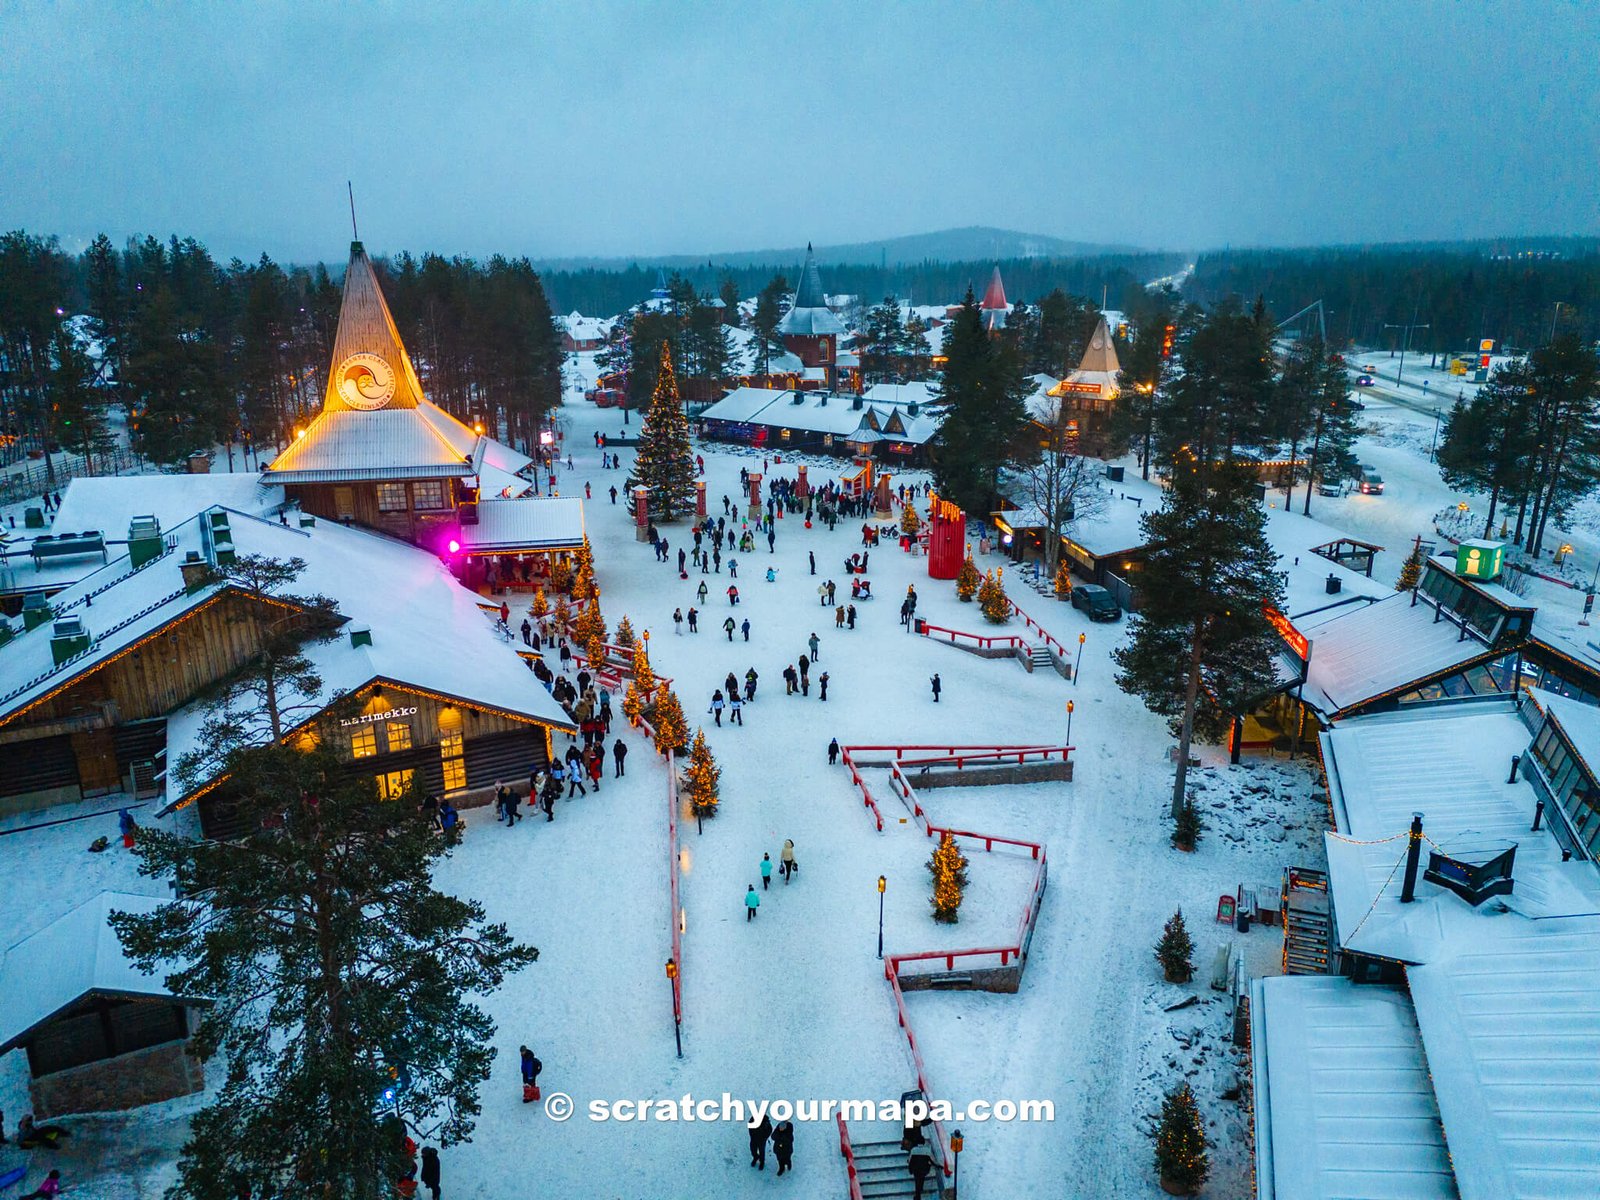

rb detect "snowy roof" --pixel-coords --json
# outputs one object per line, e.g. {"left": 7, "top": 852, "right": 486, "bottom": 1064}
{"left": 456, "top": 498, "right": 586, "bottom": 553}
{"left": 979, "top": 266, "right": 1008, "bottom": 312}
{"left": 0, "top": 891, "right": 200, "bottom": 1054}
{"left": 1320, "top": 702, "right": 1600, "bottom": 961}
{"left": 1316, "top": 701, "right": 1600, "bottom": 1199}
{"left": 1076, "top": 316, "right": 1120, "bottom": 375}
{"left": 1297, "top": 593, "right": 1506, "bottom": 718}
{"left": 699, "top": 389, "right": 942, "bottom": 444}
{"left": 50, "top": 474, "right": 284, "bottom": 539}
{"left": 700, "top": 387, "right": 793, "bottom": 424}
{"left": 861, "top": 382, "right": 940, "bottom": 409}
{"left": 321, "top": 242, "right": 428, "bottom": 413}
{"left": 1260, "top": 503, "right": 1391, "bottom": 616}
{"left": 560, "top": 312, "right": 613, "bottom": 341}
{"left": 778, "top": 244, "right": 847, "bottom": 337}
{"left": 1251, "top": 975, "right": 1457, "bottom": 1200}
{"left": 1055, "top": 471, "right": 1161, "bottom": 558}
{"left": 1408, "top": 915, "right": 1600, "bottom": 1200}
{"left": 263, "top": 409, "right": 477, "bottom": 482}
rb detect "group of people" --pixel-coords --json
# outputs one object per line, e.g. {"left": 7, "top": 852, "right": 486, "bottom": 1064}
{"left": 746, "top": 839, "right": 798, "bottom": 918}
{"left": 1, "top": 1112, "right": 71, "bottom": 1200}
{"left": 746, "top": 1113, "right": 797, "bottom": 1175}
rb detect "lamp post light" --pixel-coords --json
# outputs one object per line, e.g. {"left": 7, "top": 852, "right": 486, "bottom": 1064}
{"left": 1066, "top": 699, "right": 1074, "bottom": 746}
{"left": 950, "top": 1128, "right": 964, "bottom": 1198}
{"left": 1074, "top": 632, "right": 1086, "bottom": 685}
{"left": 877, "top": 875, "right": 887, "bottom": 959}
{"left": 665, "top": 958, "right": 682, "bottom": 1059}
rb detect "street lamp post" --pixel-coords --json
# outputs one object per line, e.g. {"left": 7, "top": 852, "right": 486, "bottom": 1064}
{"left": 877, "top": 875, "right": 887, "bottom": 959}
{"left": 1074, "top": 632, "right": 1086, "bottom": 685}
{"left": 665, "top": 958, "right": 682, "bottom": 1059}
{"left": 1383, "top": 306, "right": 1430, "bottom": 389}
{"left": 1066, "top": 699, "right": 1074, "bottom": 746}
{"left": 950, "top": 1128, "right": 964, "bottom": 1198}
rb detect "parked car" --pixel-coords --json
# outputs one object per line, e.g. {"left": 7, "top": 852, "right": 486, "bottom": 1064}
{"left": 1358, "top": 467, "right": 1385, "bottom": 495}
{"left": 1317, "top": 479, "right": 1344, "bottom": 497}
{"left": 1071, "top": 583, "right": 1122, "bottom": 622}
{"left": 587, "top": 387, "right": 626, "bottom": 408}
{"left": 1362, "top": 363, "right": 1376, "bottom": 371}
{"left": 1355, "top": 373, "right": 1375, "bottom": 387}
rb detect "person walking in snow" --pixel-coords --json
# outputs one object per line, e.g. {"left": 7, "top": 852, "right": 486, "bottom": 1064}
{"left": 930, "top": 673, "right": 942, "bottom": 702}
{"left": 835, "top": 604, "right": 846, "bottom": 629}
{"left": 724, "top": 670, "right": 740, "bottom": 698}
{"left": 818, "top": 671, "right": 829, "bottom": 701}
{"left": 687, "top": 607, "right": 699, "bottom": 633}
{"left": 711, "top": 690, "right": 726, "bottom": 726}
{"left": 828, "top": 737, "right": 840, "bottom": 765}
{"left": 772, "top": 1120, "right": 795, "bottom": 1176}
{"left": 798, "top": 654, "right": 810, "bottom": 694}
{"left": 741, "top": 618, "right": 750, "bottom": 641}
{"left": 613, "top": 737, "right": 628, "bottom": 777}
{"left": 749, "top": 1112, "right": 773, "bottom": 1169}
{"left": 520, "top": 618, "right": 532, "bottom": 645}
{"left": 780, "top": 838, "right": 797, "bottom": 883}
{"left": 673, "top": 608, "right": 684, "bottom": 635}
{"left": 847, "top": 603, "right": 857, "bottom": 629}
{"left": 908, "top": 1142, "right": 934, "bottom": 1198}
{"left": 826, "top": 579, "right": 837, "bottom": 605}
{"left": 765, "top": 566, "right": 777, "bottom": 583}
{"left": 808, "top": 632, "right": 820, "bottom": 661}
{"left": 745, "top": 668, "right": 758, "bottom": 701}
{"left": 505, "top": 785, "right": 522, "bottom": 826}
{"left": 783, "top": 664, "right": 798, "bottom": 695}
{"left": 728, "top": 693, "right": 744, "bottom": 725}
{"left": 565, "top": 758, "right": 587, "bottom": 798}
{"left": 727, "top": 584, "right": 740, "bottom": 606}
{"left": 419, "top": 1147, "right": 441, "bottom": 1200}
{"left": 760, "top": 852, "right": 773, "bottom": 890}
{"left": 729, "top": 557, "right": 738, "bottom": 578}
{"left": 723, "top": 616, "right": 737, "bottom": 641}
{"left": 809, "top": 550, "right": 816, "bottom": 575}
{"left": 745, "top": 885, "right": 761, "bottom": 922}
{"left": 696, "top": 580, "right": 709, "bottom": 605}
{"left": 520, "top": 1046, "right": 542, "bottom": 1101}
{"left": 818, "top": 582, "right": 829, "bottom": 607}
{"left": 541, "top": 774, "right": 559, "bottom": 820}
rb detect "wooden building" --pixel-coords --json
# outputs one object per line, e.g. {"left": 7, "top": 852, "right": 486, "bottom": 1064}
{"left": 777, "top": 244, "right": 848, "bottom": 391}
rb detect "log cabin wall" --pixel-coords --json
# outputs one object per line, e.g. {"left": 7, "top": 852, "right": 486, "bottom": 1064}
{"left": 286, "top": 480, "right": 460, "bottom": 547}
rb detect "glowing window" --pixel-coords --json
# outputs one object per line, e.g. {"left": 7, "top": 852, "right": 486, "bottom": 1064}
{"left": 350, "top": 726, "right": 377, "bottom": 758}
{"left": 386, "top": 721, "right": 413, "bottom": 752}
{"left": 376, "top": 769, "right": 414, "bottom": 800}
{"left": 377, "top": 483, "right": 408, "bottom": 512}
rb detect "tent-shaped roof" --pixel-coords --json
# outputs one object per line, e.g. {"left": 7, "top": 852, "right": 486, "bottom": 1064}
{"left": 0, "top": 891, "right": 201, "bottom": 1055}
{"left": 264, "top": 241, "right": 495, "bottom": 484}
{"left": 779, "top": 244, "right": 846, "bottom": 337}
{"left": 979, "top": 267, "right": 1009, "bottom": 331}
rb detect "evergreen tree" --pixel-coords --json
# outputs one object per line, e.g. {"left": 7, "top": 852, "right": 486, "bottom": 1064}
{"left": 0, "top": 231, "right": 72, "bottom": 484}
{"left": 1395, "top": 537, "right": 1425, "bottom": 591}
{"left": 114, "top": 741, "right": 536, "bottom": 1200}
{"left": 1298, "top": 336, "right": 1362, "bottom": 515}
{"left": 1000, "top": 299, "right": 1041, "bottom": 371}
{"left": 931, "top": 290, "right": 1031, "bottom": 516}
{"left": 977, "top": 568, "right": 1011, "bottom": 624}
{"left": 718, "top": 276, "right": 741, "bottom": 326}
{"left": 927, "top": 831, "right": 969, "bottom": 923}
{"left": 1033, "top": 288, "right": 1099, "bottom": 377}
{"left": 1436, "top": 359, "right": 1537, "bottom": 538}
{"left": 651, "top": 684, "right": 688, "bottom": 755}
{"left": 1155, "top": 908, "right": 1194, "bottom": 982}
{"left": 47, "top": 322, "right": 114, "bottom": 466}
{"left": 682, "top": 728, "right": 721, "bottom": 821}
{"left": 614, "top": 615, "right": 637, "bottom": 648}
{"left": 1113, "top": 465, "right": 1285, "bottom": 818}
{"left": 749, "top": 274, "right": 790, "bottom": 377}
{"left": 956, "top": 551, "right": 981, "bottom": 601}
{"left": 172, "top": 554, "right": 342, "bottom": 793}
{"left": 83, "top": 232, "right": 129, "bottom": 406}
{"left": 1153, "top": 1082, "right": 1209, "bottom": 1194}
{"left": 633, "top": 342, "right": 698, "bottom": 520}
{"left": 1154, "top": 296, "right": 1275, "bottom": 476}
{"left": 1172, "top": 796, "right": 1204, "bottom": 850}
{"left": 624, "top": 309, "right": 680, "bottom": 410}
{"left": 1514, "top": 334, "right": 1600, "bottom": 555}
{"left": 861, "top": 296, "right": 920, "bottom": 384}
{"left": 1110, "top": 287, "right": 1181, "bottom": 475}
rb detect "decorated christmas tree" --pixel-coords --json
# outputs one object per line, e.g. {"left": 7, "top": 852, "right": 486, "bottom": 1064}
{"left": 1054, "top": 558, "right": 1073, "bottom": 600}
{"left": 531, "top": 587, "right": 548, "bottom": 620}
{"left": 927, "top": 831, "right": 970, "bottom": 923}
{"left": 1155, "top": 908, "right": 1194, "bottom": 983}
{"left": 651, "top": 684, "right": 688, "bottom": 755}
{"left": 682, "top": 728, "right": 721, "bottom": 821}
{"left": 572, "top": 537, "right": 598, "bottom": 603}
{"left": 631, "top": 640, "right": 657, "bottom": 694}
{"left": 572, "top": 588, "right": 607, "bottom": 651}
{"left": 551, "top": 558, "right": 573, "bottom": 594}
{"left": 956, "top": 551, "right": 981, "bottom": 602}
{"left": 1395, "top": 536, "right": 1424, "bottom": 592}
{"left": 977, "top": 568, "right": 1010, "bottom": 624}
{"left": 900, "top": 500, "right": 922, "bottom": 536}
{"left": 614, "top": 615, "right": 637, "bottom": 648}
{"left": 1153, "top": 1082, "right": 1208, "bottom": 1194}
{"left": 553, "top": 595, "right": 572, "bottom": 634}
{"left": 634, "top": 342, "right": 698, "bottom": 520}
{"left": 585, "top": 631, "right": 607, "bottom": 671}
{"left": 622, "top": 678, "right": 645, "bottom": 725}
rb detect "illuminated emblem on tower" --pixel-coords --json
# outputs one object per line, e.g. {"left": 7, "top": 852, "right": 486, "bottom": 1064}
{"left": 336, "top": 352, "right": 397, "bottom": 410}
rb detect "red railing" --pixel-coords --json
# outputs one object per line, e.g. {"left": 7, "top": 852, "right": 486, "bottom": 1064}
{"left": 916, "top": 621, "right": 1031, "bottom": 652}
{"left": 839, "top": 742, "right": 1058, "bottom": 1185}
{"left": 837, "top": 1113, "right": 866, "bottom": 1200}
{"left": 1006, "top": 597, "right": 1069, "bottom": 660}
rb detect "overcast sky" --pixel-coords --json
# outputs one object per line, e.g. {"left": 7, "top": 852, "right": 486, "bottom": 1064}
{"left": 3, "top": 1, "right": 1596, "bottom": 264}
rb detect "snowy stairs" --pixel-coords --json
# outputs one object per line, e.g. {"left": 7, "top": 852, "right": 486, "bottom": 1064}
{"left": 1027, "top": 644, "right": 1055, "bottom": 672}
{"left": 848, "top": 1126, "right": 944, "bottom": 1198}
{"left": 1283, "top": 868, "right": 1333, "bottom": 976}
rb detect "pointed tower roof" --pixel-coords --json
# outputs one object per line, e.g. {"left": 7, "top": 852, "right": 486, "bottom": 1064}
{"left": 321, "top": 242, "right": 427, "bottom": 413}
{"left": 651, "top": 268, "right": 670, "bottom": 300}
{"left": 264, "top": 241, "right": 486, "bottom": 484}
{"left": 1075, "top": 316, "right": 1121, "bottom": 376}
{"left": 779, "top": 243, "right": 846, "bottom": 336}
{"left": 980, "top": 266, "right": 1008, "bottom": 312}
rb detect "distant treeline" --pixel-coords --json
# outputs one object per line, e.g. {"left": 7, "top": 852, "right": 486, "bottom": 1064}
{"left": 534, "top": 253, "right": 1188, "bottom": 317}
{"left": 1186, "top": 244, "right": 1600, "bottom": 354}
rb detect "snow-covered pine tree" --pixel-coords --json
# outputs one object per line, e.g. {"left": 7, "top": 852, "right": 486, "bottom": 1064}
{"left": 634, "top": 342, "right": 698, "bottom": 520}
{"left": 682, "top": 728, "right": 721, "bottom": 820}
{"left": 1155, "top": 908, "right": 1194, "bottom": 982}
{"left": 927, "top": 831, "right": 970, "bottom": 923}
{"left": 1153, "top": 1082, "right": 1209, "bottom": 1194}
{"left": 113, "top": 741, "right": 537, "bottom": 1197}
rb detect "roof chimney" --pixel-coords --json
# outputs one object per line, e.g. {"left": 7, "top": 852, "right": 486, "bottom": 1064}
{"left": 1400, "top": 813, "right": 1425, "bottom": 903}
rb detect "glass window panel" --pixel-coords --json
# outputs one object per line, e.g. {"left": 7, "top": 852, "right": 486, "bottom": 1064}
{"left": 386, "top": 721, "right": 412, "bottom": 752}
{"left": 377, "top": 483, "right": 408, "bottom": 512}
{"left": 350, "top": 726, "right": 377, "bottom": 759}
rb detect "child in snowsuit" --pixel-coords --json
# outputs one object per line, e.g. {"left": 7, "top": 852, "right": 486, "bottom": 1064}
{"left": 745, "top": 885, "right": 760, "bottom": 921}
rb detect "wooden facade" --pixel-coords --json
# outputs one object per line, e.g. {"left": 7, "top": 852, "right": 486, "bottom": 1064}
{"left": 286, "top": 478, "right": 467, "bottom": 547}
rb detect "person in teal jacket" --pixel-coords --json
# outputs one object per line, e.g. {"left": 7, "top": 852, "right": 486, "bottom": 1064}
{"left": 760, "top": 853, "right": 773, "bottom": 890}
{"left": 745, "top": 885, "right": 761, "bottom": 921}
